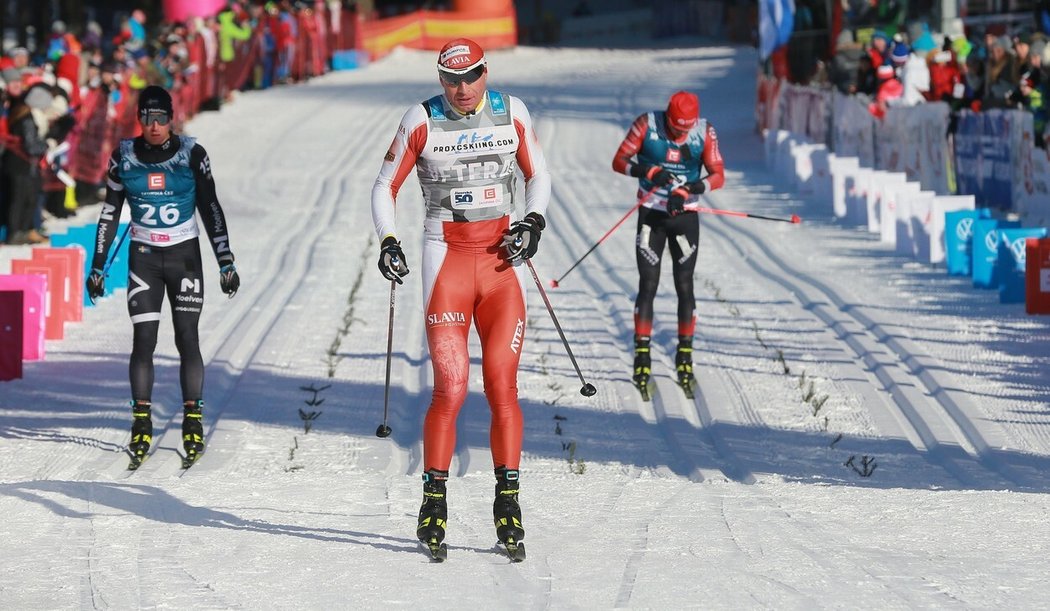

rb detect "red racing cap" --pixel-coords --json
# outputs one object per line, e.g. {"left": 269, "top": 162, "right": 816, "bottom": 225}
{"left": 666, "top": 91, "right": 699, "bottom": 130}
{"left": 437, "top": 38, "right": 486, "bottom": 75}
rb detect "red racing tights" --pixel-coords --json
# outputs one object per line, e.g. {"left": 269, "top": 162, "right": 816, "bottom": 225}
{"left": 421, "top": 216, "right": 528, "bottom": 473}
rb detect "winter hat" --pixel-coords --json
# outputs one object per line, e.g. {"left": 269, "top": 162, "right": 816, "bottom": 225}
{"left": 138, "top": 85, "right": 173, "bottom": 116}
{"left": 890, "top": 41, "right": 910, "bottom": 64}
{"left": 24, "top": 83, "right": 54, "bottom": 110}
{"left": 437, "top": 38, "right": 486, "bottom": 75}
{"left": 876, "top": 64, "right": 895, "bottom": 80}
{"left": 836, "top": 29, "right": 855, "bottom": 50}
{"left": 913, "top": 31, "right": 937, "bottom": 54}
{"left": 666, "top": 91, "right": 699, "bottom": 130}
{"left": 1032, "top": 38, "right": 1047, "bottom": 60}
{"left": 952, "top": 36, "right": 973, "bottom": 60}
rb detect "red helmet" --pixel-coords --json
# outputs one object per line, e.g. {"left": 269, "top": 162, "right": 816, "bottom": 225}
{"left": 666, "top": 91, "right": 699, "bottom": 130}
{"left": 437, "top": 38, "right": 486, "bottom": 75}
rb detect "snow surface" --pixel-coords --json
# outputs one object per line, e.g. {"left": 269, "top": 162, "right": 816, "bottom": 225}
{"left": 3, "top": 43, "right": 1050, "bottom": 609}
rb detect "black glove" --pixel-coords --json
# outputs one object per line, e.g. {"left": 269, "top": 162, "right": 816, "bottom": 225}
{"left": 630, "top": 164, "right": 677, "bottom": 187}
{"left": 501, "top": 212, "right": 545, "bottom": 262}
{"left": 684, "top": 179, "right": 706, "bottom": 194}
{"left": 378, "top": 236, "right": 409, "bottom": 283}
{"left": 219, "top": 263, "right": 240, "bottom": 297}
{"left": 86, "top": 268, "right": 105, "bottom": 303}
{"left": 666, "top": 188, "right": 689, "bottom": 217}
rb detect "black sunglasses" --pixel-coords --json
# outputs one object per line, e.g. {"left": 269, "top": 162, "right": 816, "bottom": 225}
{"left": 439, "top": 64, "right": 485, "bottom": 86}
{"left": 139, "top": 111, "right": 171, "bottom": 126}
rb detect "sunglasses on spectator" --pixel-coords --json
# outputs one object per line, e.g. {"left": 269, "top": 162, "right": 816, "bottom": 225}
{"left": 439, "top": 64, "right": 485, "bottom": 86}
{"left": 139, "top": 111, "right": 171, "bottom": 126}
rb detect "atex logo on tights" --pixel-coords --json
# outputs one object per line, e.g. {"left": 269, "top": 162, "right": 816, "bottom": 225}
{"left": 427, "top": 311, "right": 466, "bottom": 327}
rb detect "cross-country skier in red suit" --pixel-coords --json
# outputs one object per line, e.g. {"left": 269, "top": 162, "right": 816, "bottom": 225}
{"left": 370, "top": 38, "right": 551, "bottom": 558}
{"left": 611, "top": 91, "right": 725, "bottom": 400}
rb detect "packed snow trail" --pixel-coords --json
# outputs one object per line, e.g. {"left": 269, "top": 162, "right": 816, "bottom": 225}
{"left": 2, "top": 43, "right": 1050, "bottom": 608}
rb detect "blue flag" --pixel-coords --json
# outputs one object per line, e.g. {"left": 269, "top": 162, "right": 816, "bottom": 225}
{"left": 759, "top": 0, "right": 795, "bottom": 60}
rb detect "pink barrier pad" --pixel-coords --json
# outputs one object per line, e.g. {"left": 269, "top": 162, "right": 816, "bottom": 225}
{"left": 0, "top": 274, "right": 47, "bottom": 360}
{"left": 33, "top": 247, "right": 85, "bottom": 323}
{"left": 163, "top": 0, "right": 225, "bottom": 22}
{"left": 10, "top": 262, "right": 63, "bottom": 341}
{"left": 0, "top": 290, "right": 23, "bottom": 380}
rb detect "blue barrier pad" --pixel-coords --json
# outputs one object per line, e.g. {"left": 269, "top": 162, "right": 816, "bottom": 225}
{"left": 945, "top": 208, "right": 991, "bottom": 276}
{"left": 50, "top": 223, "right": 129, "bottom": 305}
{"left": 999, "top": 227, "right": 1049, "bottom": 303}
{"left": 972, "top": 219, "right": 1020, "bottom": 289}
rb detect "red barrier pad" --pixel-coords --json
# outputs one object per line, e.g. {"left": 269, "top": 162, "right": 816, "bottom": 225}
{"left": 0, "top": 290, "right": 23, "bottom": 380}
{"left": 1027, "top": 237, "right": 1050, "bottom": 315}
{"left": 0, "top": 274, "right": 46, "bottom": 360}
{"left": 32, "top": 246, "right": 84, "bottom": 323}
{"left": 10, "top": 261, "right": 63, "bottom": 340}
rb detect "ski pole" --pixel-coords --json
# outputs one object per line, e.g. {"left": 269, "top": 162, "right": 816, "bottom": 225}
{"left": 525, "top": 259, "right": 597, "bottom": 397}
{"left": 550, "top": 186, "right": 659, "bottom": 288}
{"left": 103, "top": 223, "right": 132, "bottom": 277}
{"left": 686, "top": 205, "right": 801, "bottom": 224}
{"left": 375, "top": 277, "right": 397, "bottom": 438}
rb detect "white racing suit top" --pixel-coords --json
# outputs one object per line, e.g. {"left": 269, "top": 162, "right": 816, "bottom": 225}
{"left": 371, "top": 89, "right": 551, "bottom": 240}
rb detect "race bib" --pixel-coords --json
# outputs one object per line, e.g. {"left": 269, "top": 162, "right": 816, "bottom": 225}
{"left": 450, "top": 185, "right": 505, "bottom": 210}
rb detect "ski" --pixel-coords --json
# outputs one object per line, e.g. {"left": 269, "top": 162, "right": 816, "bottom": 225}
{"left": 127, "top": 451, "right": 149, "bottom": 471}
{"left": 678, "top": 374, "right": 696, "bottom": 399}
{"left": 421, "top": 538, "right": 447, "bottom": 562}
{"left": 634, "top": 378, "right": 652, "bottom": 401}
{"left": 498, "top": 538, "right": 526, "bottom": 562}
{"left": 181, "top": 448, "right": 204, "bottom": 469}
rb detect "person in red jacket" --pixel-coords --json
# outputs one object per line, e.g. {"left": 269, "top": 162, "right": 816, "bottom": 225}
{"left": 611, "top": 91, "right": 724, "bottom": 399}
{"left": 869, "top": 64, "right": 903, "bottom": 119}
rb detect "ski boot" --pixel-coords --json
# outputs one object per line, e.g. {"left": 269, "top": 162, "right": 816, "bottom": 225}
{"left": 417, "top": 469, "right": 449, "bottom": 561}
{"left": 493, "top": 467, "right": 526, "bottom": 562}
{"left": 181, "top": 400, "right": 205, "bottom": 468}
{"left": 676, "top": 337, "right": 696, "bottom": 399}
{"left": 127, "top": 400, "right": 152, "bottom": 470}
{"left": 633, "top": 336, "right": 652, "bottom": 401}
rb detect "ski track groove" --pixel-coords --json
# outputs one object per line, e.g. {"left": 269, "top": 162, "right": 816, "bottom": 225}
{"left": 539, "top": 115, "right": 911, "bottom": 601}
{"left": 168, "top": 96, "right": 394, "bottom": 478}
{"left": 700, "top": 189, "right": 1030, "bottom": 490}
{"left": 612, "top": 484, "right": 688, "bottom": 608}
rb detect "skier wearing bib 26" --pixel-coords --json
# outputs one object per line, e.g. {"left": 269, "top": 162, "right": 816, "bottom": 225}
{"left": 612, "top": 91, "right": 724, "bottom": 400}
{"left": 371, "top": 38, "right": 551, "bottom": 561}
{"left": 87, "top": 86, "right": 240, "bottom": 469}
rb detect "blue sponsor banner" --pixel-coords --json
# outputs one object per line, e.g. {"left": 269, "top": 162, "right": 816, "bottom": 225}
{"left": 998, "top": 227, "right": 1049, "bottom": 303}
{"left": 945, "top": 208, "right": 992, "bottom": 276}
{"left": 953, "top": 111, "right": 1017, "bottom": 211}
{"left": 953, "top": 112, "right": 983, "bottom": 202}
{"left": 981, "top": 112, "right": 1014, "bottom": 210}
{"left": 972, "top": 219, "right": 1020, "bottom": 289}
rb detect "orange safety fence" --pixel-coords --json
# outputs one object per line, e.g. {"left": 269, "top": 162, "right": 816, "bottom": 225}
{"left": 358, "top": 9, "right": 517, "bottom": 61}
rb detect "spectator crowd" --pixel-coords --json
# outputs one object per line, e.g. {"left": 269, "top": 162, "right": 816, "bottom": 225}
{"left": 0, "top": 0, "right": 351, "bottom": 246}
{"left": 823, "top": 16, "right": 1050, "bottom": 147}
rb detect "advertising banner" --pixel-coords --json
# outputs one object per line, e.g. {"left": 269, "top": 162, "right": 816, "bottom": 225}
{"left": 999, "top": 227, "right": 1049, "bottom": 303}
